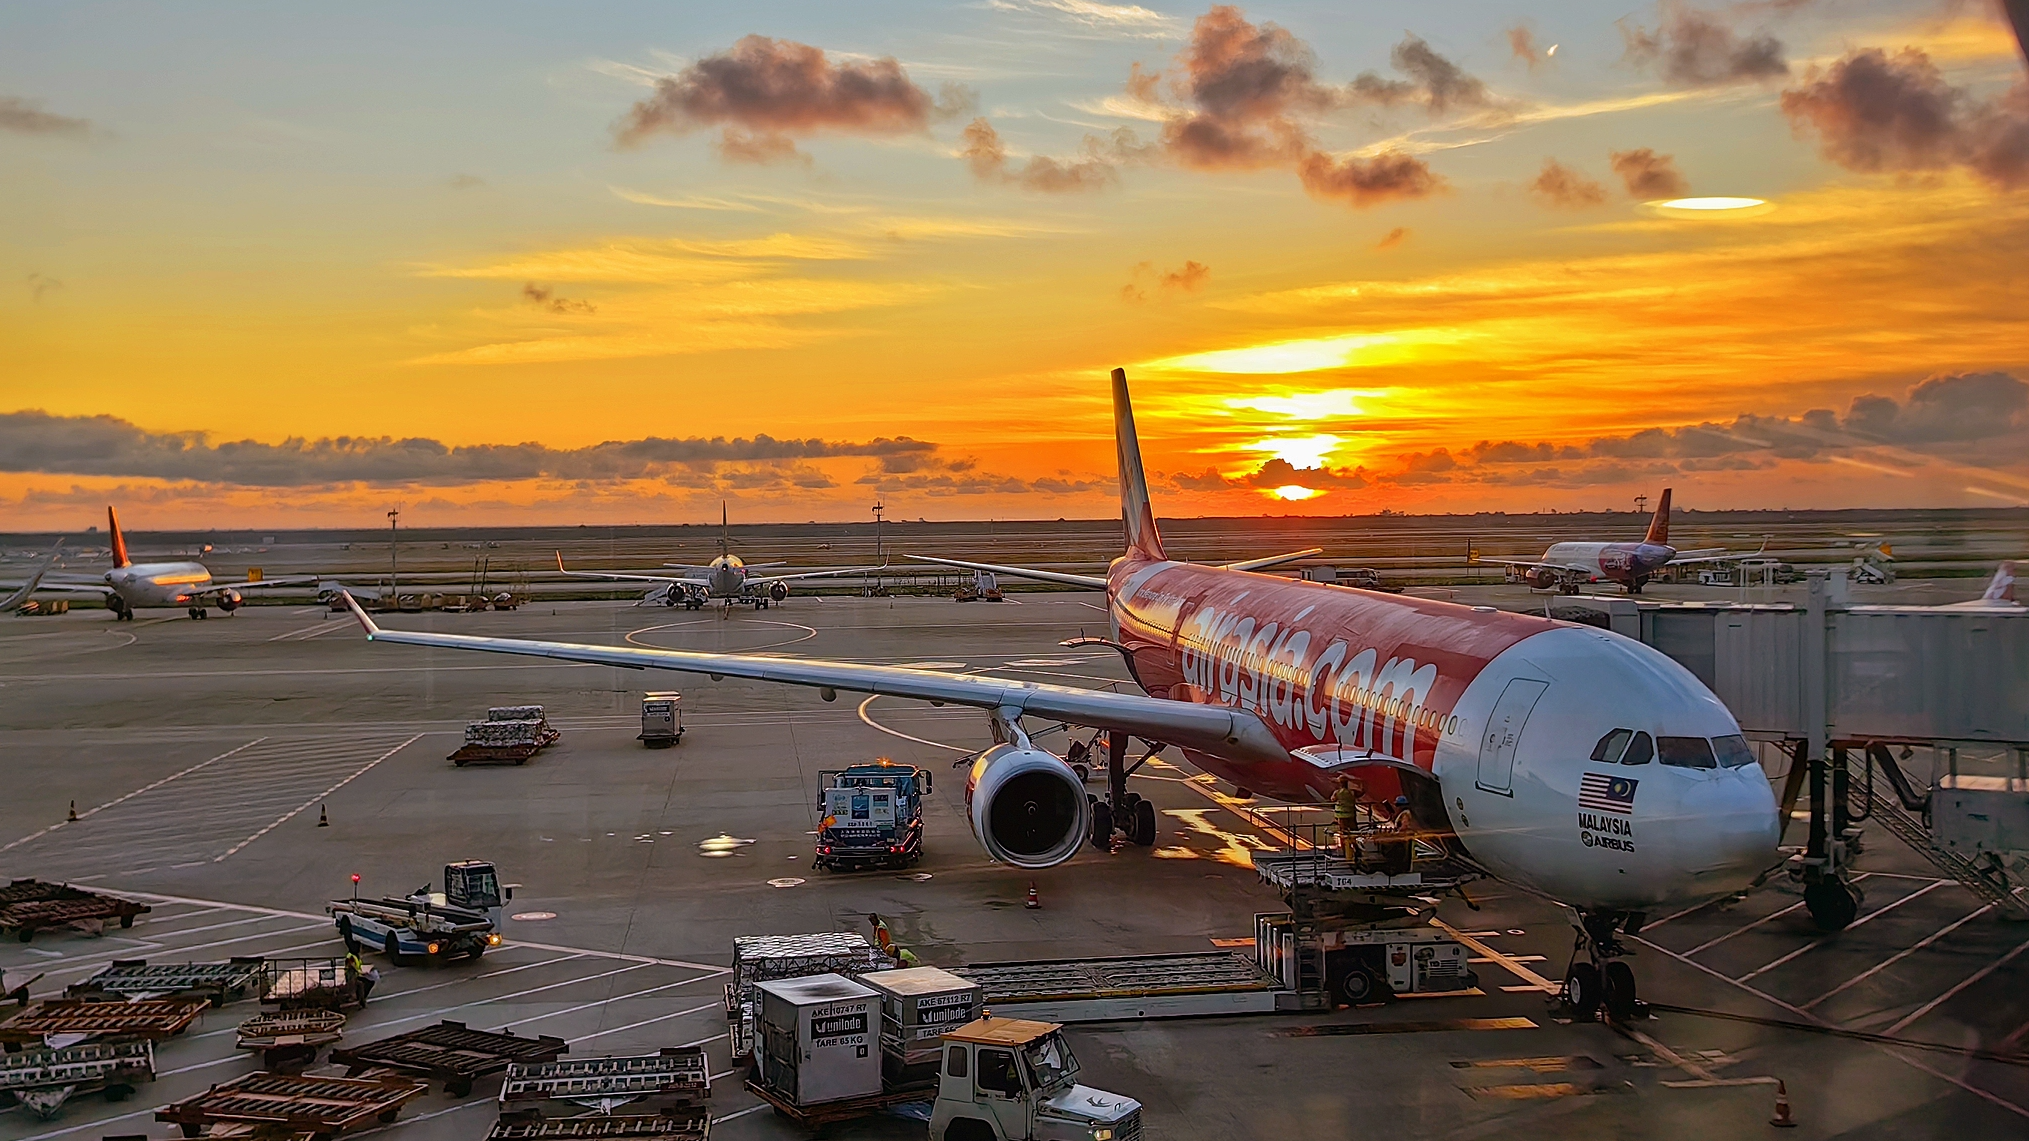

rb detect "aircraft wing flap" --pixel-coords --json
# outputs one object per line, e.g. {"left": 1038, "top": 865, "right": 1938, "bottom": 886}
{"left": 343, "top": 594, "right": 1284, "bottom": 763}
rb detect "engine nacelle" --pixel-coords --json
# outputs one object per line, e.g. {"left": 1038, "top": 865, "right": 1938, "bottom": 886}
{"left": 660, "top": 584, "right": 686, "bottom": 607}
{"left": 215, "top": 588, "right": 244, "bottom": 612}
{"left": 1525, "top": 567, "right": 1558, "bottom": 590}
{"left": 769, "top": 581, "right": 789, "bottom": 602}
{"left": 965, "top": 744, "right": 1089, "bottom": 869}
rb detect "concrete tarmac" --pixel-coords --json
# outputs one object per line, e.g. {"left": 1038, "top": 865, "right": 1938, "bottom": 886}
{"left": 2, "top": 598, "right": 2025, "bottom": 1140}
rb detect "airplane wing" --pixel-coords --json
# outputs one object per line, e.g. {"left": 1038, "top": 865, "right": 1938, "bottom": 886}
{"left": 4, "top": 578, "right": 113, "bottom": 595}
{"left": 556, "top": 552, "right": 705, "bottom": 584}
{"left": 1218, "top": 547, "right": 1324, "bottom": 573}
{"left": 341, "top": 592, "right": 1285, "bottom": 764}
{"left": 1665, "top": 539, "right": 1765, "bottom": 566}
{"left": 746, "top": 564, "right": 885, "bottom": 586}
{"left": 0, "top": 540, "right": 65, "bottom": 610}
{"left": 1474, "top": 557, "right": 1576, "bottom": 573}
{"left": 208, "top": 575, "right": 319, "bottom": 591}
{"left": 902, "top": 554, "right": 1107, "bottom": 590}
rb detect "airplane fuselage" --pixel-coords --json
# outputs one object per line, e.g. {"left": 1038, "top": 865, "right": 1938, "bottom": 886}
{"left": 104, "top": 561, "right": 222, "bottom": 608}
{"left": 1540, "top": 540, "right": 1677, "bottom": 591}
{"left": 1105, "top": 556, "right": 1777, "bottom": 911}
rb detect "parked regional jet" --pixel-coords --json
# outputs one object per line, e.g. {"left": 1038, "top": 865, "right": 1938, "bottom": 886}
{"left": 1904, "top": 562, "right": 2019, "bottom": 611}
{"left": 344, "top": 369, "right": 1780, "bottom": 1021}
{"left": 6, "top": 508, "right": 313, "bottom": 619}
{"left": 555, "top": 503, "right": 881, "bottom": 611}
{"left": 1481, "top": 489, "right": 1748, "bottom": 593}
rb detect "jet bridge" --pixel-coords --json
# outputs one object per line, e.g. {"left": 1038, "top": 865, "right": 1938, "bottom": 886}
{"left": 1557, "top": 571, "right": 2029, "bottom": 927}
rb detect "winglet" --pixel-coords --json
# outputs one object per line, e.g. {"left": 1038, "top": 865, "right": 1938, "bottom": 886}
{"left": 341, "top": 591, "right": 381, "bottom": 636}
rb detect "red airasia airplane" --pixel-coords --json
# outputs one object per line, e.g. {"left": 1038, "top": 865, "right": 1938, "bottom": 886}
{"left": 344, "top": 368, "right": 1779, "bottom": 1018}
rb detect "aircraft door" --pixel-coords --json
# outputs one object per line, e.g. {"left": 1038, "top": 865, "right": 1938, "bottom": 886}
{"left": 1475, "top": 678, "right": 1549, "bottom": 795}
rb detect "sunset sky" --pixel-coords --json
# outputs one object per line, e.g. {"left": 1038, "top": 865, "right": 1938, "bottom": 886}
{"left": 5, "top": 1, "right": 2027, "bottom": 528}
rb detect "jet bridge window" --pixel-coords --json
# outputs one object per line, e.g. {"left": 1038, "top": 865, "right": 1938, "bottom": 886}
{"left": 1657, "top": 736, "right": 1718, "bottom": 769}
{"left": 1712, "top": 734, "right": 1758, "bottom": 769}
{"left": 1590, "top": 729, "right": 1633, "bottom": 764}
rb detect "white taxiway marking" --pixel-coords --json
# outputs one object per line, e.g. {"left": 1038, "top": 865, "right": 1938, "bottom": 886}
{"left": 215, "top": 733, "right": 422, "bottom": 860}
{"left": 1883, "top": 934, "right": 2029, "bottom": 1036}
{"left": 562, "top": 999, "right": 722, "bottom": 1044}
{"left": 0, "top": 737, "right": 267, "bottom": 852}
{"left": 1736, "top": 880, "right": 1948, "bottom": 982}
{"left": 858, "top": 694, "right": 971, "bottom": 752}
{"left": 1799, "top": 904, "right": 1992, "bottom": 1011}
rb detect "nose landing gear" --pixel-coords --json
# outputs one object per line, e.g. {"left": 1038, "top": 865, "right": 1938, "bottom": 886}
{"left": 1563, "top": 910, "right": 1647, "bottom": 1023}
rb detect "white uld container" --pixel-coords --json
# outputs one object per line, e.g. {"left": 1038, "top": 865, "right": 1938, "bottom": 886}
{"left": 860, "top": 967, "right": 981, "bottom": 1059}
{"left": 756, "top": 974, "right": 881, "bottom": 1106}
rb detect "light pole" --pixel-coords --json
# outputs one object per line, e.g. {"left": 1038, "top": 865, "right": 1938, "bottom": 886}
{"left": 871, "top": 499, "right": 885, "bottom": 595}
{"left": 388, "top": 504, "right": 401, "bottom": 596}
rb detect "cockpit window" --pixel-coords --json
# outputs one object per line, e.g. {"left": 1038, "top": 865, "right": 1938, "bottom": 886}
{"left": 1621, "top": 732, "right": 1654, "bottom": 766}
{"left": 1712, "top": 735, "right": 1758, "bottom": 769}
{"left": 1657, "top": 736, "right": 1718, "bottom": 769}
{"left": 1590, "top": 729, "right": 1633, "bottom": 764}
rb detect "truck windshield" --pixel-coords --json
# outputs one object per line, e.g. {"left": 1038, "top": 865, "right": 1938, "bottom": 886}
{"left": 461, "top": 869, "right": 500, "bottom": 908}
{"left": 1024, "top": 1033, "right": 1079, "bottom": 1091}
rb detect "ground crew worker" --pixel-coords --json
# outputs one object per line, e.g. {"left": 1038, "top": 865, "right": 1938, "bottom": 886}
{"left": 867, "top": 913, "right": 894, "bottom": 956}
{"left": 895, "top": 946, "right": 920, "bottom": 967}
{"left": 1331, "top": 774, "right": 1365, "bottom": 861}
{"left": 1380, "top": 795, "right": 1417, "bottom": 876}
{"left": 346, "top": 951, "right": 380, "bottom": 1002}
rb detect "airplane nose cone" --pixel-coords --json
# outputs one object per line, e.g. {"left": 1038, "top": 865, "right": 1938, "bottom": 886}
{"left": 1679, "top": 770, "right": 1781, "bottom": 891}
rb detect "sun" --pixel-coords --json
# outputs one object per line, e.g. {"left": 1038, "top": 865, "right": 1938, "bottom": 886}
{"left": 1270, "top": 485, "right": 1321, "bottom": 501}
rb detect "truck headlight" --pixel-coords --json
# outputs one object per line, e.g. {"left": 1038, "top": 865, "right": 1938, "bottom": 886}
{"left": 1092, "top": 1130, "right": 1113, "bottom": 1141}
{"left": 488, "top": 934, "right": 502, "bottom": 946}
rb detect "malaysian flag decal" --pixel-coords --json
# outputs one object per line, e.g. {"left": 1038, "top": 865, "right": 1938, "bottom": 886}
{"left": 1578, "top": 773, "right": 1639, "bottom": 814}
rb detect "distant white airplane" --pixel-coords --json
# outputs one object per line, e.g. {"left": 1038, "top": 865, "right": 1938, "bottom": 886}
{"left": 557, "top": 503, "right": 882, "bottom": 611}
{"left": 1933, "top": 562, "right": 2019, "bottom": 611}
{"left": 3, "top": 507, "right": 314, "bottom": 620}
{"left": 1, "top": 540, "right": 65, "bottom": 612}
{"left": 1480, "top": 488, "right": 1752, "bottom": 594}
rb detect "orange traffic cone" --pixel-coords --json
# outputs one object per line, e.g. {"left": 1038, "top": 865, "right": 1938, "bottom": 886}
{"left": 1769, "top": 1079, "right": 1797, "bottom": 1128}
{"left": 1024, "top": 881, "right": 1040, "bottom": 909}
{"left": 67, "top": 800, "right": 77, "bottom": 822}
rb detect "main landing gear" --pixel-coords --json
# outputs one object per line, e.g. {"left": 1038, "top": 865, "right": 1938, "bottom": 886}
{"left": 1563, "top": 910, "right": 1647, "bottom": 1023}
{"left": 1088, "top": 730, "right": 1160, "bottom": 849}
{"left": 187, "top": 607, "right": 209, "bottom": 620}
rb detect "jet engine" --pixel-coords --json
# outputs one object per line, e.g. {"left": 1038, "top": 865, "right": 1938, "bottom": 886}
{"left": 1525, "top": 567, "right": 1558, "bottom": 590}
{"left": 660, "top": 584, "right": 687, "bottom": 607}
{"left": 769, "top": 581, "right": 789, "bottom": 602}
{"left": 215, "top": 588, "right": 244, "bottom": 612}
{"left": 965, "top": 744, "right": 1090, "bottom": 869}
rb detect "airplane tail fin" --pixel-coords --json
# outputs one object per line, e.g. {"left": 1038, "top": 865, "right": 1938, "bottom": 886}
{"left": 1643, "top": 488, "right": 1672, "bottom": 546}
{"left": 1982, "top": 561, "right": 2016, "bottom": 603}
{"left": 108, "top": 506, "right": 131, "bottom": 568}
{"left": 1112, "top": 368, "right": 1166, "bottom": 562}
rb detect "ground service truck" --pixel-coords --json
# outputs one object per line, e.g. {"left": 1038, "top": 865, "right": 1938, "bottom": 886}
{"left": 815, "top": 762, "right": 932, "bottom": 871}
{"left": 329, "top": 862, "right": 506, "bottom": 964}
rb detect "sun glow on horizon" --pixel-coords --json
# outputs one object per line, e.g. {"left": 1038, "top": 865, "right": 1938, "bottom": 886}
{"left": 1270, "top": 485, "right": 1322, "bottom": 501}
{"left": 1243, "top": 434, "right": 1342, "bottom": 469}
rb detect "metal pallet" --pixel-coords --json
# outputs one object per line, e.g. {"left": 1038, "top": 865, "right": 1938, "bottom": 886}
{"left": 331, "top": 1020, "right": 567, "bottom": 1096}
{"left": 0, "top": 998, "right": 209, "bottom": 1045}
{"left": 237, "top": 1010, "right": 347, "bottom": 1072}
{"left": 486, "top": 1110, "right": 709, "bottom": 1141}
{"left": 155, "top": 1072, "right": 426, "bottom": 1137}
{"left": 68, "top": 958, "right": 266, "bottom": 1004}
{"left": 500, "top": 1046, "right": 709, "bottom": 1116}
{"left": 951, "top": 952, "right": 1281, "bottom": 1022}
{"left": 0, "top": 881, "right": 151, "bottom": 941}
{"left": 0, "top": 1039, "right": 154, "bottom": 1119}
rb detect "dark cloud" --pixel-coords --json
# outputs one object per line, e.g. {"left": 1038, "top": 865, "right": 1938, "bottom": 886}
{"left": 0, "top": 97, "right": 89, "bottom": 137}
{"left": 1528, "top": 158, "right": 1607, "bottom": 207}
{"left": 1376, "top": 226, "right": 1409, "bottom": 249}
{"left": 1621, "top": 3, "right": 1788, "bottom": 87}
{"left": 1161, "top": 260, "right": 1210, "bottom": 290}
{"left": 613, "top": 35, "right": 972, "bottom": 162}
{"left": 959, "top": 119, "right": 1121, "bottom": 192}
{"left": 1507, "top": 25, "right": 1545, "bottom": 69}
{"left": 1608, "top": 147, "right": 1689, "bottom": 198}
{"left": 1297, "top": 150, "right": 1444, "bottom": 207}
{"left": 522, "top": 283, "right": 596, "bottom": 315}
{"left": 1132, "top": 7, "right": 1448, "bottom": 208}
{"left": 1780, "top": 48, "right": 2029, "bottom": 190}
{"left": 0, "top": 410, "right": 938, "bottom": 488}
{"left": 1165, "top": 458, "right": 1369, "bottom": 493}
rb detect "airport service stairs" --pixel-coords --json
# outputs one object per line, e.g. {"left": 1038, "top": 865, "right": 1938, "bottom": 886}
{"left": 1848, "top": 755, "right": 2029, "bottom": 922}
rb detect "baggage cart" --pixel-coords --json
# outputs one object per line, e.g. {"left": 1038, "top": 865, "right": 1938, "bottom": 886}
{"left": 0, "top": 998, "right": 208, "bottom": 1046}
{"left": 261, "top": 959, "right": 366, "bottom": 1012}
{"left": 67, "top": 957, "right": 266, "bottom": 1005}
{"left": 155, "top": 1072, "right": 426, "bottom": 1138}
{"left": 499, "top": 1046, "right": 708, "bottom": 1119}
{"left": 235, "top": 1010, "right": 347, "bottom": 1073}
{"left": 0, "top": 1039, "right": 153, "bottom": 1119}
{"left": 722, "top": 933, "right": 891, "bottom": 1061}
{"left": 638, "top": 692, "right": 683, "bottom": 748}
{"left": 330, "top": 1020, "right": 566, "bottom": 1096}
{"left": 0, "top": 880, "right": 150, "bottom": 941}
{"left": 486, "top": 1110, "right": 709, "bottom": 1141}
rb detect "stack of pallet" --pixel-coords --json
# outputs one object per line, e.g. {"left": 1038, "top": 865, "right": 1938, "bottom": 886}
{"left": 449, "top": 706, "right": 562, "bottom": 766}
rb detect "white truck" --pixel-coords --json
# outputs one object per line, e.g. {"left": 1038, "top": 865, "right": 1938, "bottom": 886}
{"left": 329, "top": 862, "right": 507, "bottom": 964}
{"left": 930, "top": 1016, "right": 1141, "bottom": 1141}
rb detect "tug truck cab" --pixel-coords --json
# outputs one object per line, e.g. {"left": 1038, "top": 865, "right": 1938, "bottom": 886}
{"left": 442, "top": 861, "right": 509, "bottom": 928}
{"left": 931, "top": 1017, "right": 1141, "bottom": 1141}
{"left": 329, "top": 863, "right": 505, "bottom": 964}
{"left": 815, "top": 762, "right": 932, "bottom": 871}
